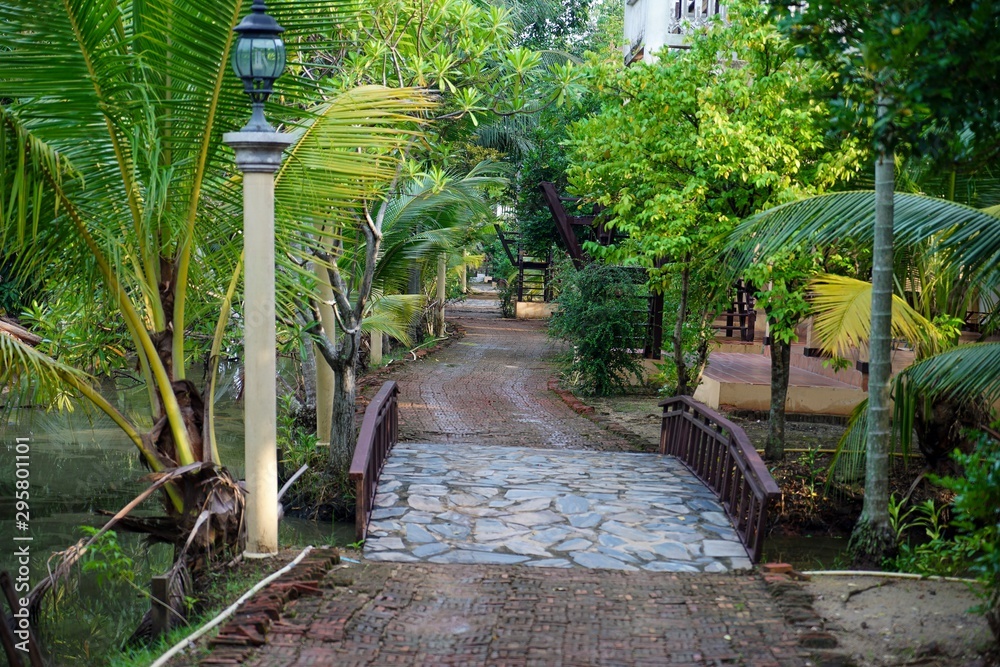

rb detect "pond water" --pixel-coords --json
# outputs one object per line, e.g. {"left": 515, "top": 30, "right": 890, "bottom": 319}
{"left": 761, "top": 534, "right": 851, "bottom": 571}
{"left": 0, "top": 369, "right": 352, "bottom": 665}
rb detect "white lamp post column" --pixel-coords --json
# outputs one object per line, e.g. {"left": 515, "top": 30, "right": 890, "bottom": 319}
{"left": 227, "top": 0, "right": 290, "bottom": 558}
{"left": 224, "top": 131, "right": 292, "bottom": 556}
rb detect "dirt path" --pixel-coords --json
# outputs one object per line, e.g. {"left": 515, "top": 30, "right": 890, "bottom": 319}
{"left": 803, "top": 575, "right": 992, "bottom": 667}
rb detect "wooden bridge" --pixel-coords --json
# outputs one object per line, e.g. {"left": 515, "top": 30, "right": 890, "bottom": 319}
{"left": 349, "top": 298, "right": 780, "bottom": 571}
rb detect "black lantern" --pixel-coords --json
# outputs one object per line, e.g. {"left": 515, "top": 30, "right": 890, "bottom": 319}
{"left": 232, "top": 0, "right": 286, "bottom": 132}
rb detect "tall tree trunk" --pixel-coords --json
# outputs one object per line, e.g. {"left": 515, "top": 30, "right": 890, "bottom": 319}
{"left": 673, "top": 261, "right": 691, "bottom": 395}
{"left": 314, "top": 261, "right": 337, "bottom": 445}
{"left": 300, "top": 336, "right": 317, "bottom": 413}
{"left": 370, "top": 331, "right": 383, "bottom": 366}
{"left": 851, "top": 146, "right": 897, "bottom": 567}
{"left": 765, "top": 338, "right": 791, "bottom": 461}
{"left": 329, "top": 354, "right": 357, "bottom": 481}
{"left": 460, "top": 250, "right": 468, "bottom": 294}
{"left": 315, "top": 348, "right": 334, "bottom": 445}
{"left": 435, "top": 253, "right": 446, "bottom": 337}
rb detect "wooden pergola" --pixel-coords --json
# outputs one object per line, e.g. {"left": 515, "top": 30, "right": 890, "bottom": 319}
{"left": 537, "top": 182, "right": 757, "bottom": 355}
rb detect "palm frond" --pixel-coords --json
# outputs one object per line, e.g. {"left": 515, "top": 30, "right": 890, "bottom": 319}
{"left": 0, "top": 334, "right": 89, "bottom": 410}
{"left": 894, "top": 342, "right": 1000, "bottom": 405}
{"left": 826, "top": 398, "right": 869, "bottom": 488}
{"left": 809, "top": 274, "right": 945, "bottom": 357}
{"left": 275, "top": 85, "right": 434, "bottom": 229}
{"left": 474, "top": 114, "right": 538, "bottom": 158}
{"left": 728, "top": 192, "right": 1000, "bottom": 282}
{"left": 362, "top": 293, "right": 424, "bottom": 345}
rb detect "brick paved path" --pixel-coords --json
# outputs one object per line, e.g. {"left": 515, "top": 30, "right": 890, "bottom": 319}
{"left": 391, "top": 294, "right": 634, "bottom": 450}
{"left": 231, "top": 562, "right": 808, "bottom": 667}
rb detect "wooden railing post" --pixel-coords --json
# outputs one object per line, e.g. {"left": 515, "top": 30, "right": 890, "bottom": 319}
{"left": 150, "top": 575, "right": 171, "bottom": 638}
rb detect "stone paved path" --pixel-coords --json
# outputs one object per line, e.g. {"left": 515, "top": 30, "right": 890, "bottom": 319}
{"left": 365, "top": 293, "right": 750, "bottom": 571}
{"left": 365, "top": 444, "right": 752, "bottom": 572}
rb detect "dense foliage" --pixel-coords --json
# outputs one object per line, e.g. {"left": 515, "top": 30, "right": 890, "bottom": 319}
{"left": 548, "top": 262, "right": 646, "bottom": 396}
{"left": 740, "top": 0, "right": 1000, "bottom": 565}
{"left": 945, "top": 434, "right": 1000, "bottom": 641}
{"left": 565, "top": 0, "right": 861, "bottom": 394}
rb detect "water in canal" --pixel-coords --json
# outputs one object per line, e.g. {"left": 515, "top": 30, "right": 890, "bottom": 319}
{"left": 0, "top": 369, "right": 352, "bottom": 665}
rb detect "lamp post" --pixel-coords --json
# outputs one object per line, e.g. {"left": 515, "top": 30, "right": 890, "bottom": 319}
{"left": 224, "top": 0, "right": 292, "bottom": 557}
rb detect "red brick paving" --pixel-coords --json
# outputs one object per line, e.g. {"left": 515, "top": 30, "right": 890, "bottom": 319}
{"left": 220, "top": 562, "right": 810, "bottom": 667}
{"left": 390, "top": 295, "right": 634, "bottom": 450}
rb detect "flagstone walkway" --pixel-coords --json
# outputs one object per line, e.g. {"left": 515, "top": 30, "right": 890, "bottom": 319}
{"left": 362, "top": 293, "right": 751, "bottom": 572}
{"left": 365, "top": 444, "right": 752, "bottom": 572}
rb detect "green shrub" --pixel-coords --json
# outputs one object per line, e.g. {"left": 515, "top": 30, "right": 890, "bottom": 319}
{"left": 548, "top": 262, "right": 646, "bottom": 396}
{"left": 939, "top": 433, "right": 1000, "bottom": 643}
{"left": 79, "top": 527, "right": 136, "bottom": 587}
{"left": 649, "top": 273, "right": 718, "bottom": 396}
{"left": 497, "top": 278, "right": 516, "bottom": 318}
{"left": 888, "top": 495, "right": 981, "bottom": 576}
{"left": 890, "top": 433, "right": 1000, "bottom": 645}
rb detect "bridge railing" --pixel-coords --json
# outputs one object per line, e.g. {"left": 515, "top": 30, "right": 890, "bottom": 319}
{"left": 349, "top": 381, "right": 399, "bottom": 542}
{"left": 659, "top": 395, "right": 781, "bottom": 562}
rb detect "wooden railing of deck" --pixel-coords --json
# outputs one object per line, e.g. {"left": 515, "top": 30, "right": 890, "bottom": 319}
{"left": 659, "top": 395, "right": 780, "bottom": 562}
{"left": 348, "top": 381, "right": 400, "bottom": 542}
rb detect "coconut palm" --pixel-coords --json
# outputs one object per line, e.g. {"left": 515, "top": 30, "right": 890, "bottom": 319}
{"left": 0, "top": 0, "right": 431, "bottom": 592}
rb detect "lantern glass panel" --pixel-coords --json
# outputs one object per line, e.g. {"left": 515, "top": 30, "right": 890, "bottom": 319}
{"left": 232, "top": 38, "right": 254, "bottom": 81}
{"left": 252, "top": 38, "right": 285, "bottom": 80}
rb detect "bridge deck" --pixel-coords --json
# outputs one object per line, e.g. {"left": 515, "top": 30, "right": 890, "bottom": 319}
{"left": 363, "top": 293, "right": 751, "bottom": 571}
{"left": 364, "top": 443, "right": 751, "bottom": 571}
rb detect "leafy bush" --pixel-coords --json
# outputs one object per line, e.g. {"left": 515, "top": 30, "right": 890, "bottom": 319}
{"left": 497, "top": 278, "right": 516, "bottom": 318}
{"left": 888, "top": 433, "right": 1000, "bottom": 644}
{"left": 651, "top": 273, "right": 718, "bottom": 395}
{"left": 79, "top": 527, "right": 135, "bottom": 586}
{"left": 277, "top": 394, "right": 352, "bottom": 520}
{"left": 940, "top": 433, "right": 1000, "bottom": 643}
{"left": 888, "top": 495, "right": 975, "bottom": 576}
{"left": 548, "top": 262, "right": 646, "bottom": 396}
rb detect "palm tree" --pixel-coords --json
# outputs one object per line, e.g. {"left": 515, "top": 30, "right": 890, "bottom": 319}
{"left": 0, "top": 0, "right": 429, "bottom": 581}
{"left": 770, "top": 0, "right": 1000, "bottom": 567}
{"left": 728, "top": 191, "right": 1000, "bottom": 561}
{"left": 298, "top": 162, "right": 504, "bottom": 478}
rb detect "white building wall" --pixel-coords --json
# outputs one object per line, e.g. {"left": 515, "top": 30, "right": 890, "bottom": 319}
{"left": 623, "top": 0, "right": 727, "bottom": 64}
